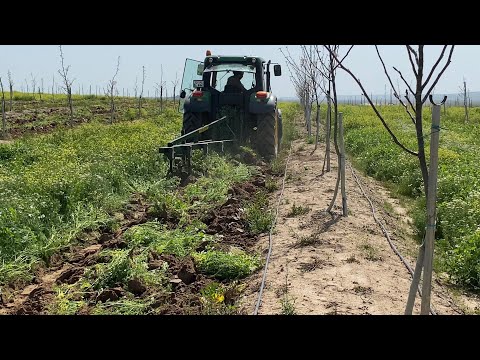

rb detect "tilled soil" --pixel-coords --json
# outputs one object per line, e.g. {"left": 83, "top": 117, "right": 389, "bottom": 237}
{"left": 0, "top": 177, "right": 266, "bottom": 315}
{"left": 239, "top": 139, "right": 480, "bottom": 315}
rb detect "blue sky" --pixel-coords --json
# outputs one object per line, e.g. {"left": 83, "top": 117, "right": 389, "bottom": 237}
{"left": 0, "top": 45, "right": 474, "bottom": 98}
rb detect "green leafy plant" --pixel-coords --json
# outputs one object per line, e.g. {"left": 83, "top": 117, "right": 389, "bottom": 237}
{"left": 193, "top": 250, "right": 260, "bottom": 280}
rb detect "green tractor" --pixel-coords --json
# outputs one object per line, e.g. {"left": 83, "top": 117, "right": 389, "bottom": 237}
{"left": 178, "top": 50, "right": 283, "bottom": 160}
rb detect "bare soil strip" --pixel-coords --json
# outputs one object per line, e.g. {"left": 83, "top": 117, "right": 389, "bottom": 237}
{"left": 240, "top": 139, "right": 479, "bottom": 315}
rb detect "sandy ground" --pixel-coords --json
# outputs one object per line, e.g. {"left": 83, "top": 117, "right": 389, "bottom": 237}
{"left": 240, "top": 138, "right": 480, "bottom": 315}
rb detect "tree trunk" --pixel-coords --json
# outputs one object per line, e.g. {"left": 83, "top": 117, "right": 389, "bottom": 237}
{"left": 160, "top": 87, "right": 163, "bottom": 113}
{"left": 9, "top": 86, "right": 13, "bottom": 112}
{"left": 326, "top": 93, "right": 331, "bottom": 172}
{"left": 68, "top": 91, "right": 73, "bottom": 125}
{"left": 138, "top": 97, "right": 141, "bottom": 118}
{"left": 314, "top": 103, "right": 320, "bottom": 150}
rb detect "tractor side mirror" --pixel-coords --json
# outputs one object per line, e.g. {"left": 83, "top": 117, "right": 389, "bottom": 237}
{"left": 274, "top": 64, "right": 282, "bottom": 76}
{"left": 180, "top": 90, "right": 186, "bottom": 99}
{"left": 197, "top": 64, "right": 204, "bottom": 75}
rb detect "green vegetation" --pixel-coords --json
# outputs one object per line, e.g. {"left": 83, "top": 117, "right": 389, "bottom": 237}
{"left": 336, "top": 104, "right": 480, "bottom": 289}
{"left": 245, "top": 190, "right": 274, "bottom": 234}
{"left": 0, "top": 97, "right": 298, "bottom": 314}
{"left": 193, "top": 250, "right": 260, "bottom": 280}
{"left": 287, "top": 203, "right": 311, "bottom": 217}
{"left": 0, "top": 108, "right": 179, "bottom": 284}
{"left": 358, "top": 242, "right": 383, "bottom": 262}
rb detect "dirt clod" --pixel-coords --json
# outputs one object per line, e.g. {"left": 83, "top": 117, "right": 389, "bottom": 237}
{"left": 127, "top": 279, "right": 147, "bottom": 295}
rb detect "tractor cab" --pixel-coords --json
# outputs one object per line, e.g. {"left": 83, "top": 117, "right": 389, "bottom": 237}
{"left": 164, "top": 50, "right": 283, "bottom": 175}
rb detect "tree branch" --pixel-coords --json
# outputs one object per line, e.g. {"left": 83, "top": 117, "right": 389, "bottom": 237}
{"left": 333, "top": 45, "right": 354, "bottom": 70}
{"left": 393, "top": 66, "right": 415, "bottom": 96}
{"left": 325, "top": 46, "right": 418, "bottom": 157}
{"left": 375, "top": 46, "right": 416, "bottom": 124}
{"left": 406, "top": 46, "right": 418, "bottom": 77}
{"left": 422, "top": 45, "right": 455, "bottom": 103}
{"left": 421, "top": 45, "right": 447, "bottom": 91}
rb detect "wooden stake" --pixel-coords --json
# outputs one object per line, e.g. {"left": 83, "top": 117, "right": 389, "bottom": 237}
{"left": 420, "top": 104, "right": 441, "bottom": 315}
{"left": 339, "top": 112, "right": 347, "bottom": 216}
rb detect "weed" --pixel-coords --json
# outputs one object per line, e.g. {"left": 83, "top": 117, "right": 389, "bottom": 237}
{"left": 287, "top": 203, "right": 311, "bottom": 217}
{"left": 245, "top": 190, "right": 274, "bottom": 234}
{"left": 265, "top": 177, "right": 279, "bottom": 192}
{"left": 193, "top": 250, "right": 260, "bottom": 280}
{"left": 358, "top": 242, "right": 383, "bottom": 262}
{"left": 293, "top": 234, "right": 319, "bottom": 248}
{"left": 279, "top": 265, "right": 296, "bottom": 315}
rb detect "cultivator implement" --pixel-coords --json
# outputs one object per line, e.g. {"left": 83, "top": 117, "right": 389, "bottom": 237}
{"left": 159, "top": 116, "right": 235, "bottom": 175}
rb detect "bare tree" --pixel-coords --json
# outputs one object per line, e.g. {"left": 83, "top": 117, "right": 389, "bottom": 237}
{"left": 282, "top": 45, "right": 351, "bottom": 215}
{"left": 134, "top": 77, "right": 138, "bottom": 99}
{"left": 7, "top": 71, "right": 14, "bottom": 111}
{"left": 0, "top": 77, "right": 7, "bottom": 138}
{"left": 40, "top": 78, "right": 44, "bottom": 101}
{"left": 459, "top": 78, "right": 469, "bottom": 122}
{"left": 280, "top": 46, "right": 315, "bottom": 137}
{"left": 107, "top": 56, "right": 120, "bottom": 124}
{"left": 52, "top": 74, "right": 55, "bottom": 102}
{"left": 300, "top": 45, "right": 327, "bottom": 153}
{"left": 172, "top": 73, "right": 178, "bottom": 108}
{"left": 58, "top": 45, "right": 75, "bottom": 124}
{"left": 327, "top": 45, "right": 454, "bottom": 197}
{"left": 138, "top": 66, "right": 146, "bottom": 118}
{"left": 324, "top": 45, "right": 348, "bottom": 214}
{"left": 30, "top": 73, "right": 37, "bottom": 100}
{"left": 326, "top": 44, "right": 455, "bottom": 314}
{"left": 171, "top": 72, "right": 179, "bottom": 109}
{"left": 25, "top": 79, "right": 29, "bottom": 95}
{"left": 158, "top": 66, "right": 164, "bottom": 113}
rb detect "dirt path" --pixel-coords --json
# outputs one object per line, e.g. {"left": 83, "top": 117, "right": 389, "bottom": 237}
{"left": 240, "top": 139, "right": 477, "bottom": 315}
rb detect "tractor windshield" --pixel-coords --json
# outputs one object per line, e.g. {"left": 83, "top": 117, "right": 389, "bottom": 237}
{"left": 205, "top": 64, "right": 257, "bottom": 92}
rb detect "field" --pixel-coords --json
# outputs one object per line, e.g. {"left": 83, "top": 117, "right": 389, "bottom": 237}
{"left": 0, "top": 93, "right": 300, "bottom": 314}
{"left": 1, "top": 92, "right": 479, "bottom": 315}
{"left": 339, "top": 104, "right": 480, "bottom": 289}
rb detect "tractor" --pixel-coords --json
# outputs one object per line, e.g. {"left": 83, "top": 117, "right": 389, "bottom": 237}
{"left": 160, "top": 50, "right": 283, "bottom": 174}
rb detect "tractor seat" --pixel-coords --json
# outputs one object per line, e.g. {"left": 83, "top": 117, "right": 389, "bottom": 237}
{"left": 223, "top": 84, "right": 243, "bottom": 94}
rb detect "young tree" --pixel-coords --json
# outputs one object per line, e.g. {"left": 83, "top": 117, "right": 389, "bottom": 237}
{"left": 326, "top": 44, "right": 455, "bottom": 314}
{"left": 0, "top": 77, "right": 7, "bottom": 138}
{"left": 107, "top": 56, "right": 120, "bottom": 124}
{"left": 323, "top": 45, "right": 352, "bottom": 216}
{"left": 280, "top": 46, "right": 314, "bottom": 137}
{"left": 30, "top": 73, "right": 37, "bottom": 100}
{"left": 52, "top": 74, "right": 55, "bottom": 103}
{"left": 459, "top": 78, "right": 469, "bottom": 122}
{"left": 138, "top": 66, "right": 145, "bottom": 118}
{"left": 7, "top": 71, "right": 13, "bottom": 111}
{"left": 58, "top": 45, "right": 75, "bottom": 124}
{"left": 171, "top": 71, "right": 179, "bottom": 109}
{"left": 300, "top": 45, "right": 327, "bottom": 153}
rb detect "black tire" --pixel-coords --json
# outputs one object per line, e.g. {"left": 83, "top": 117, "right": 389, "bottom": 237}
{"left": 256, "top": 111, "right": 279, "bottom": 160}
{"left": 182, "top": 112, "right": 203, "bottom": 135}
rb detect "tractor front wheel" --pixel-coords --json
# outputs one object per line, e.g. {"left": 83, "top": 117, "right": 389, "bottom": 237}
{"left": 256, "top": 111, "right": 279, "bottom": 160}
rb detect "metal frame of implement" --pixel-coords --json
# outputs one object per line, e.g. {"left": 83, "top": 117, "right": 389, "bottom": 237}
{"left": 159, "top": 116, "right": 234, "bottom": 174}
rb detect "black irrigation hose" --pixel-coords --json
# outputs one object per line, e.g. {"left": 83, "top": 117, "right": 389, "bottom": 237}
{"left": 349, "top": 163, "right": 437, "bottom": 315}
{"left": 253, "top": 144, "right": 293, "bottom": 315}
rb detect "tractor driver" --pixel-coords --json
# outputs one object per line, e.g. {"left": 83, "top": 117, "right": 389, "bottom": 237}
{"left": 225, "top": 71, "right": 247, "bottom": 93}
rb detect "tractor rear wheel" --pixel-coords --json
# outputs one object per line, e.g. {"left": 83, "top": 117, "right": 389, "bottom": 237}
{"left": 256, "top": 111, "right": 279, "bottom": 160}
{"left": 182, "top": 112, "right": 203, "bottom": 135}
